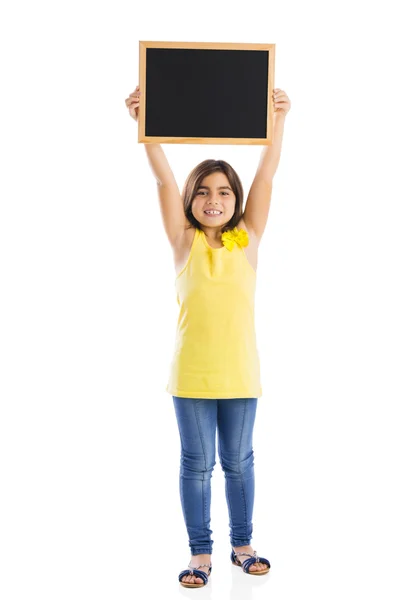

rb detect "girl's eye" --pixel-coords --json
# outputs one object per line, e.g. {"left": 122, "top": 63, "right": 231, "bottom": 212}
{"left": 197, "top": 191, "right": 229, "bottom": 195}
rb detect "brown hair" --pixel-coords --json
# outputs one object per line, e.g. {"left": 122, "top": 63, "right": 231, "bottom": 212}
{"left": 182, "top": 159, "right": 244, "bottom": 233}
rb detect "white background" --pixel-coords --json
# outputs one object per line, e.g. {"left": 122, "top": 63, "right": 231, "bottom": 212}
{"left": 1, "top": 1, "right": 399, "bottom": 598}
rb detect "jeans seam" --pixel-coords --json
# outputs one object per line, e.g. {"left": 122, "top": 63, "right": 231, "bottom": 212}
{"left": 238, "top": 399, "right": 248, "bottom": 537}
{"left": 194, "top": 401, "right": 208, "bottom": 535}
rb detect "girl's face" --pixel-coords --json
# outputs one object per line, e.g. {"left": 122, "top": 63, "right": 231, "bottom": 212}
{"left": 191, "top": 171, "right": 236, "bottom": 228}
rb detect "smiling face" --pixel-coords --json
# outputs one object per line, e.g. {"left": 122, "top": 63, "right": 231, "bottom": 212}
{"left": 190, "top": 171, "right": 236, "bottom": 230}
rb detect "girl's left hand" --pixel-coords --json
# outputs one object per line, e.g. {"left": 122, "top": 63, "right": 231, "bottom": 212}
{"left": 272, "top": 88, "right": 291, "bottom": 117}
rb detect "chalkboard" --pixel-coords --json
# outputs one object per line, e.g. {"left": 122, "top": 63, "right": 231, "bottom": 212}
{"left": 138, "top": 41, "right": 275, "bottom": 145}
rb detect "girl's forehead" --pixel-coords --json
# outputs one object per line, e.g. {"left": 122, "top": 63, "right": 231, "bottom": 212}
{"left": 201, "top": 172, "right": 229, "bottom": 185}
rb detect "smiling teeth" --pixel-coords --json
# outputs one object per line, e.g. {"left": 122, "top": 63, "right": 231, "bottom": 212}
{"left": 205, "top": 211, "right": 221, "bottom": 214}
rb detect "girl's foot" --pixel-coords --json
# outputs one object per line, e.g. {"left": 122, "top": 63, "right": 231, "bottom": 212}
{"left": 180, "top": 553, "right": 212, "bottom": 585}
{"left": 233, "top": 545, "right": 269, "bottom": 573}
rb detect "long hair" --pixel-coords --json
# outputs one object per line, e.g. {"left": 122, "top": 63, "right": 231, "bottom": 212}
{"left": 182, "top": 159, "right": 244, "bottom": 233}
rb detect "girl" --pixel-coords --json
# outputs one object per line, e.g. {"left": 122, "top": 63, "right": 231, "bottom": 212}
{"left": 125, "top": 84, "right": 291, "bottom": 588}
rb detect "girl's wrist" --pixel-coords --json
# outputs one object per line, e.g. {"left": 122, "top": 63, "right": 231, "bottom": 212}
{"left": 274, "top": 111, "right": 287, "bottom": 120}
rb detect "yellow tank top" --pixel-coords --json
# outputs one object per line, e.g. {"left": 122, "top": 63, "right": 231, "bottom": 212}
{"left": 166, "top": 227, "right": 262, "bottom": 399}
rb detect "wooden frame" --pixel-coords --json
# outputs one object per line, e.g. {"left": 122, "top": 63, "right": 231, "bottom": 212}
{"left": 138, "top": 41, "right": 275, "bottom": 145}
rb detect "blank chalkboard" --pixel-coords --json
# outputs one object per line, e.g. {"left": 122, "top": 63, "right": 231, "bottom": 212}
{"left": 138, "top": 41, "right": 275, "bottom": 145}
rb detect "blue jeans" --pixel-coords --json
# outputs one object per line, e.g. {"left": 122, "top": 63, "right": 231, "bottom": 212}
{"left": 172, "top": 396, "right": 258, "bottom": 556}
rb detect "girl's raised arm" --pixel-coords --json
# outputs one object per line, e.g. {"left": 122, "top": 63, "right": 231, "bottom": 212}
{"left": 125, "top": 87, "right": 188, "bottom": 248}
{"left": 144, "top": 143, "right": 187, "bottom": 247}
{"left": 243, "top": 88, "right": 291, "bottom": 240}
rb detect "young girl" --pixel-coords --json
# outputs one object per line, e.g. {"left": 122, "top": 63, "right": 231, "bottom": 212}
{"left": 125, "top": 84, "right": 291, "bottom": 588}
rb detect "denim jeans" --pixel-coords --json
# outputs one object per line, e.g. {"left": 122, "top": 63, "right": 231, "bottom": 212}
{"left": 172, "top": 396, "right": 258, "bottom": 556}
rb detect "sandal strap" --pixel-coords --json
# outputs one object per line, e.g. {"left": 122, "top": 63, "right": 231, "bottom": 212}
{"left": 188, "top": 562, "right": 212, "bottom": 570}
{"left": 231, "top": 548, "right": 270, "bottom": 572}
{"left": 232, "top": 548, "right": 258, "bottom": 559}
{"left": 242, "top": 556, "right": 270, "bottom": 572}
{"left": 179, "top": 568, "right": 210, "bottom": 584}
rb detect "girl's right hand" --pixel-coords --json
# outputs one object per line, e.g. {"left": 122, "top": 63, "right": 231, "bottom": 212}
{"left": 125, "top": 85, "right": 141, "bottom": 122}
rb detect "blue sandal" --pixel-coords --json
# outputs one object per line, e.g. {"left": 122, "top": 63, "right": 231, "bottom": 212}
{"left": 231, "top": 547, "right": 270, "bottom": 575}
{"left": 178, "top": 561, "right": 212, "bottom": 588}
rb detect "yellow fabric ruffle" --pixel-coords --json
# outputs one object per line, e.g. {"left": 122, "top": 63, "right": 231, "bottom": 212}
{"left": 221, "top": 227, "right": 249, "bottom": 251}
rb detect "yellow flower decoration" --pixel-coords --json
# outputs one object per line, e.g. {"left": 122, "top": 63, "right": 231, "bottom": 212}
{"left": 221, "top": 227, "right": 249, "bottom": 251}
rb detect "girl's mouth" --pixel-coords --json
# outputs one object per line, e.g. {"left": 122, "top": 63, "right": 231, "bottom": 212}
{"left": 204, "top": 210, "right": 222, "bottom": 217}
